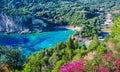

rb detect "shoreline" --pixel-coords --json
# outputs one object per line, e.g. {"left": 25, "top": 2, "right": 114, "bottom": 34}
{"left": 54, "top": 25, "right": 81, "bottom": 31}
{"left": 0, "top": 25, "right": 81, "bottom": 34}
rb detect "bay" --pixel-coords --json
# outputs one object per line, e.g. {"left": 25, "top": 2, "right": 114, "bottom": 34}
{"left": 0, "top": 30, "right": 75, "bottom": 56}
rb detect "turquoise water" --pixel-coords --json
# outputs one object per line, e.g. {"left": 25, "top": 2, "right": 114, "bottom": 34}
{"left": 0, "top": 30, "right": 75, "bottom": 56}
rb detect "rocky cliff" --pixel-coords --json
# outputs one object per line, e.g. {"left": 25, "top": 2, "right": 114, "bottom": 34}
{"left": 0, "top": 13, "right": 50, "bottom": 33}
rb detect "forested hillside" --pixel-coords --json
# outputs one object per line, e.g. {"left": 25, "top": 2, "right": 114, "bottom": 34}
{"left": 0, "top": 0, "right": 120, "bottom": 25}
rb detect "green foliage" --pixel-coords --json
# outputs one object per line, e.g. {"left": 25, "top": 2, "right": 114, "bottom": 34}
{"left": 111, "top": 17, "right": 120, "bottom": 38}
{"left": 52, "top": 60, "right": 66, "bottom": 72}
{"left": 80, "top": 17, "right": 101, "bottom": 38}
{"left": 23, "top": 63, "right": 31, "bottom": 72}
{"left": 0, "top": 47, "right": 25, "bottom": 71}
{"left": 0, "top": 0, "right": 112, "bottom": 26}
{"left": 66, "top": 37, "right": 75, "bottom": 49}
{"left": 96, "top": 42, "right": 108, "bottom": 54}
{"left": 116, "top": 42, "right": 120, "bottom": 51}
{"left": 88, "top": 34, "right": 100, "bottom": 51}
{"left": 110, "top": 16, "right": 120, "bottom": 52}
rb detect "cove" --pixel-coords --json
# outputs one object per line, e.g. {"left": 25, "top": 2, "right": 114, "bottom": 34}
{"left": 0, "top": 30, "right": 75, "bottom": 56}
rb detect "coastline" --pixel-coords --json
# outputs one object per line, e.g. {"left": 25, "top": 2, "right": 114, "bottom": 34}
{"left": 54, "top": 25, "right": 81, "bottom": 31}
{"left": 0, "top": 24, "right": 81, "bottom": 35}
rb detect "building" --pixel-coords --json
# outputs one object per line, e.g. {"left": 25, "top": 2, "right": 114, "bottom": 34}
{"left": 101, "top": 13, "right": 113, "bottom": 27}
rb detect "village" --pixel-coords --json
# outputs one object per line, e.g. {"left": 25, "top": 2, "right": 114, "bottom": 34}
{"left": 72, "top": 10, "right": 120, "bottom": 46}
{"left": 54, "top": 11, "right": 115, "bottom": 46}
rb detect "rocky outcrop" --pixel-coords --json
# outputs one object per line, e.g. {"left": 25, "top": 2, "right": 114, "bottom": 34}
{"left": 0, "top": 13, "right": 49, "bottom": 33}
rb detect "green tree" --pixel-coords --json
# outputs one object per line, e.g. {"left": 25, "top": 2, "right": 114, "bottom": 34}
{"left": 52, "top": 60, "right": 66, "bottom": 72}
{"left": 88, "top": 34, "right": 100, "bottom": 51}
{"left": 0, "top": 47, "right": 25, "bottom": 72}
{"left": 111, "top": 17, "right": 120, "bottom": 38}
